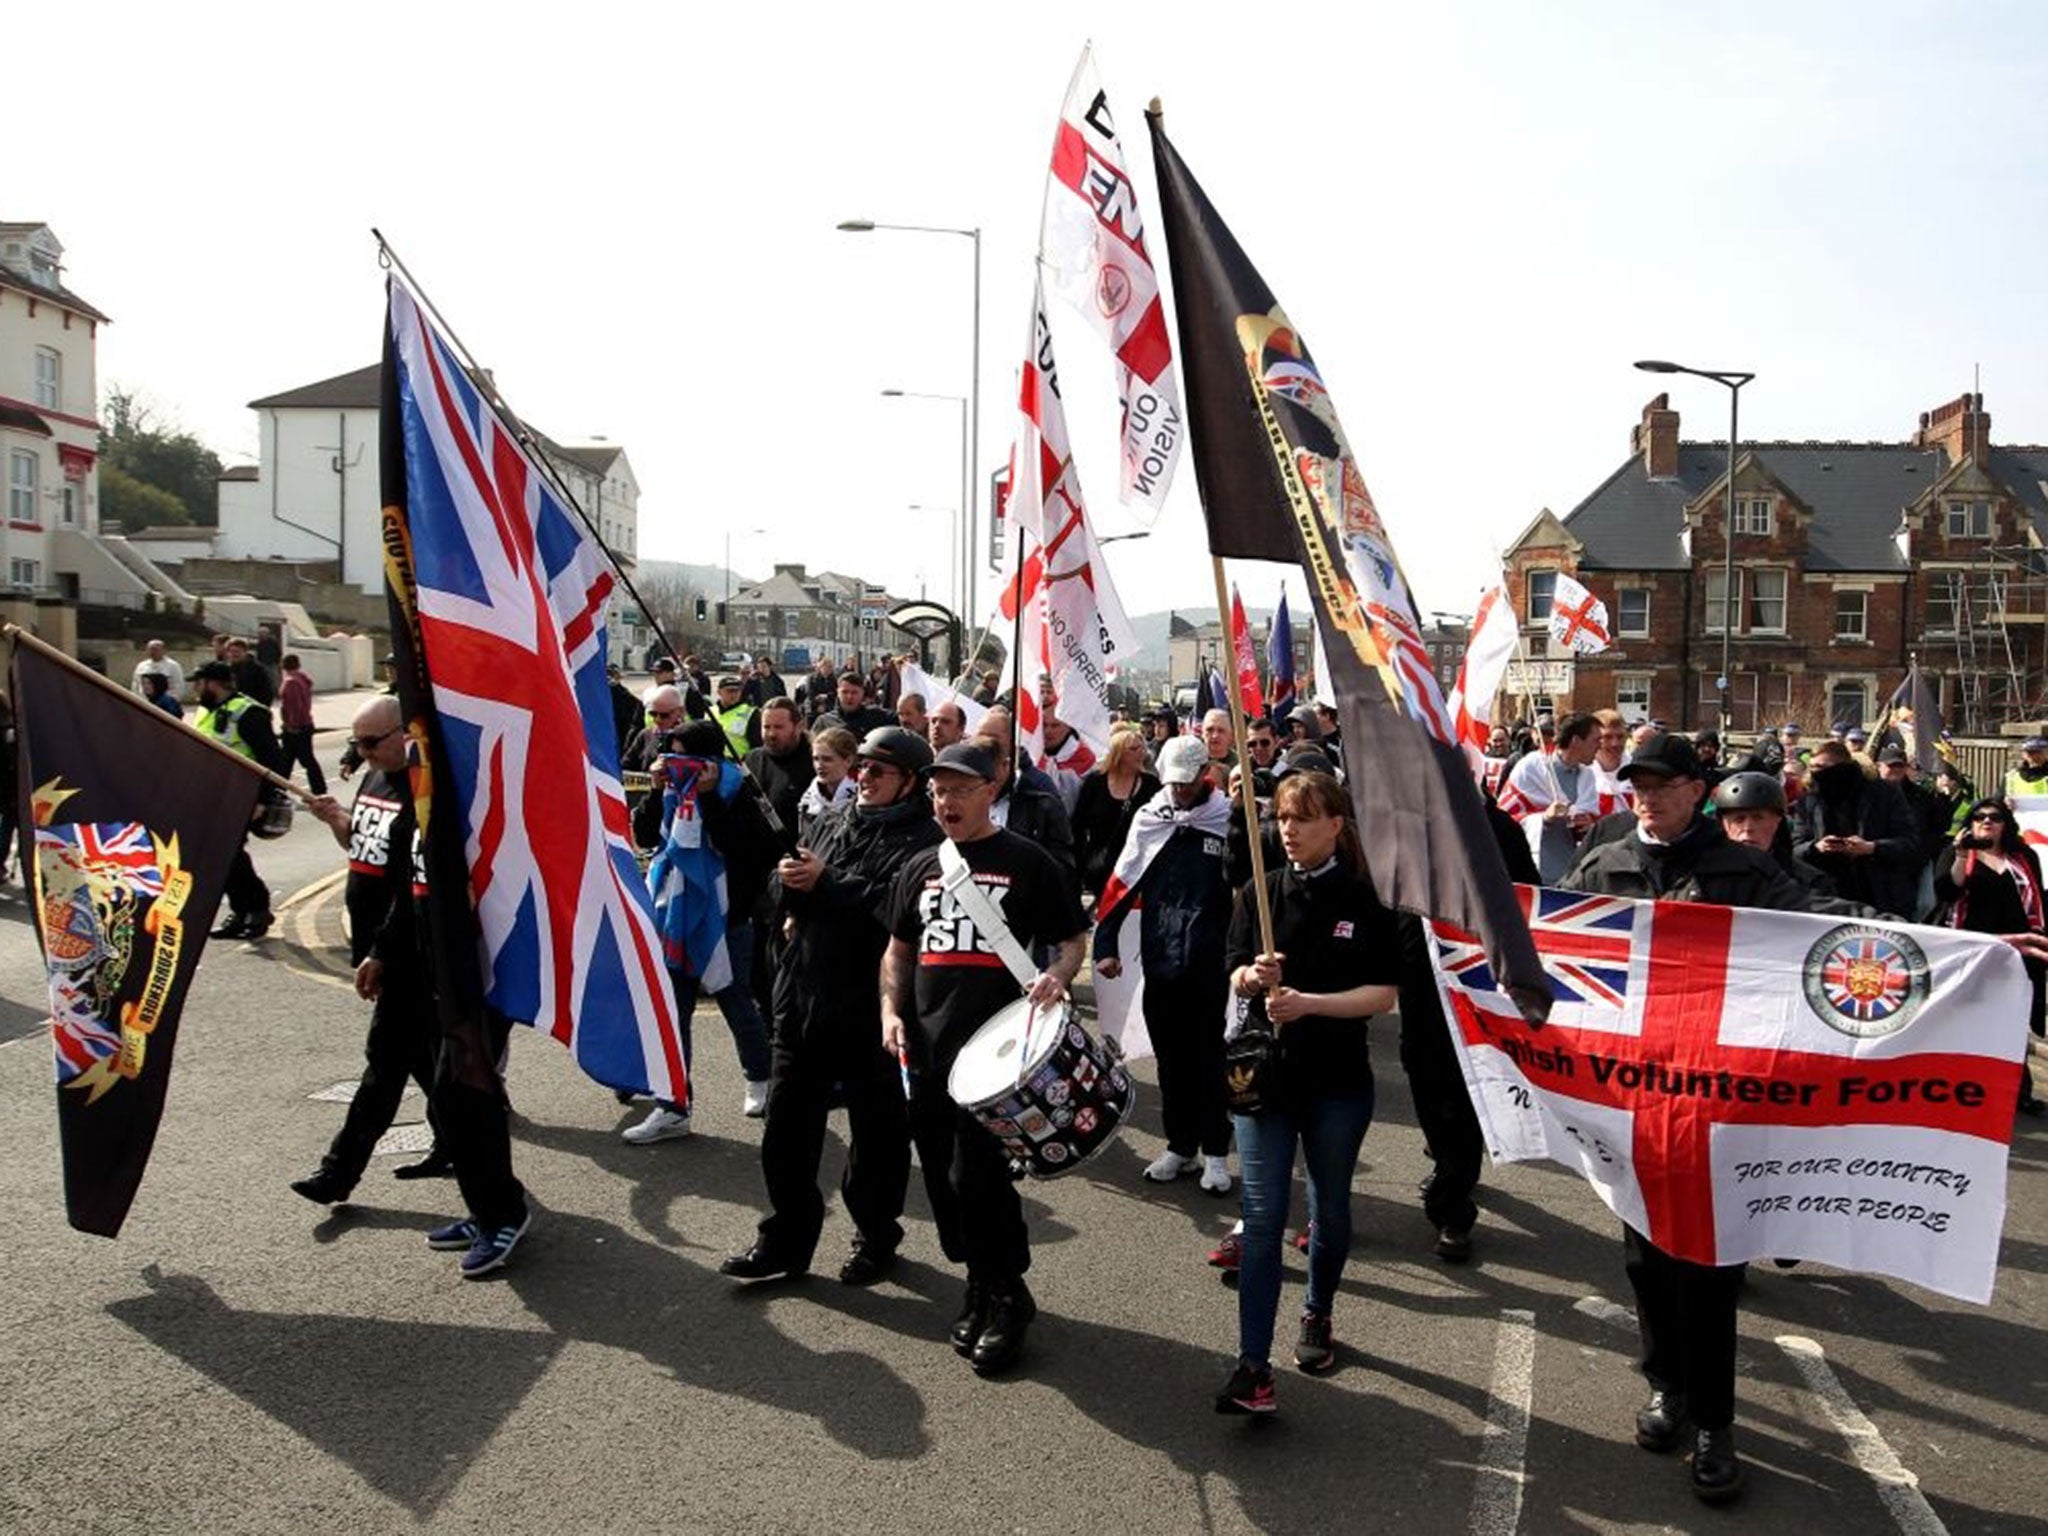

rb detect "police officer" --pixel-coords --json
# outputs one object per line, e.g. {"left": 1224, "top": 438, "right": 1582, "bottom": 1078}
{"left": 712, "top": 674, "right": 760, "bottom": 760}
{"left": 1562, "top": 733, "right": 1830, "bottom": 1503}
{"left": 721, "top": 726, "right": 942, "bottom": 1286}
{"left": 193, "top": 659, "right": 284, "bottom": 939}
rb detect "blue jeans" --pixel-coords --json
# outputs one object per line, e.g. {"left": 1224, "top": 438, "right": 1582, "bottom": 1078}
{"left": 1233, "top": 1083, "right": 1376, "bottom": 1367}
{"left": 660, "top": 916, "right": 773, "bottom": 1109}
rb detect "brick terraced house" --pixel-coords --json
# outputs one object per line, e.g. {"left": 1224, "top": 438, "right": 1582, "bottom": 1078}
{"left": 1501, "top": 391, "right": 2048, "bottom": 735}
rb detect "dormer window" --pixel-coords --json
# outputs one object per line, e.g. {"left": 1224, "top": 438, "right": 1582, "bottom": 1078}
{"left": 1945, "top": 499, "right": 1991, "bottom": 539}
{"left": 1732, "top": 497, "right": 1773, "bottom": 536}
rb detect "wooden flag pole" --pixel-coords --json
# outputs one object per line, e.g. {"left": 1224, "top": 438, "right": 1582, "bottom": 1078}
{"left": 1210, "top": 556, "right": 1278, "bottom": 959}
{"left": 4, "top": 625, "right": 312, "bottom": 804}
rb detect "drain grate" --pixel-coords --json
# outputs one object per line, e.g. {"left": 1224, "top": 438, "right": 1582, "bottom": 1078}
{"left": 307, "top": 1080, "right": 421, "bottom": 1104}
{"left": 372, "top": 1122, "right": 435, "bottom": 1157}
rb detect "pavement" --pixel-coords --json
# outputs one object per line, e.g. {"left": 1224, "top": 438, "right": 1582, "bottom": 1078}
{"left": 2, "top": 720, "right": 2046, "bottom": 1534}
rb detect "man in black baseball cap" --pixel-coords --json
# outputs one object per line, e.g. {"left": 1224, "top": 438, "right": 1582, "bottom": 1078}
{"left": 1561, "top": 734, "right": 1829, "bottom": 1501}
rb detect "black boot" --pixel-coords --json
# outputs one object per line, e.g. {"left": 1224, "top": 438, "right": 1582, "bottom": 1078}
{"left": 1689, "top": 1426, "right": 1744, "bottom": 1502}
{"left": 1634, "top": 1388, "right": 1688, "bottom": 1452}
{"left": 949, "top": 1278, "right": 990, "bottom": 1356}
{"left": 718, "top": 1243, "right": 808, "bottom": 1281}
{"left": 289, "top": 1168, "right": 355, "bottom": 1206}
{"left": 211, "top": 913, "right": 250, "bottom": 940}
{"left": 393, "top": 1148, "right": 456, "bottom": 1180}
{"left": 970, "top": 1281, "right": 1036, "bottom": 1375}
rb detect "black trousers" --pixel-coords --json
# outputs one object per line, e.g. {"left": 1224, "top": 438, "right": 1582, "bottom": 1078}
{"left": 908, "top": 1067, "right": 1029, "bottom": 1282}
{"left": 1147, "top": 968, "right": 1231, "bottom": 1159}
{"left": 1399, "top": 1003, "right": 1482, "bottom": 1235}
{"left": 280, "top": 727, "right": 327, "bottom": 795}
{"left": 319, "top": 979, "right": 438, "bottom": 1186}
{"left": 224, "top": 835, "right": 270, "bottom": 920}
{"left": 755, "top": 1029, "right": 911, "bottom": 1264}
{"left": 432, "top": 1002, "right": 527, "bottom": 1231}
{"left": 1623, "top": 1224, "right": 1744, "bottom": 1429}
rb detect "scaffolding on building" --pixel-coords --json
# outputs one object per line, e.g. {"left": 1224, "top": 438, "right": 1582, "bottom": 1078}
{"left": 1931, "top": 543, "right": 2048, "bottom": 734}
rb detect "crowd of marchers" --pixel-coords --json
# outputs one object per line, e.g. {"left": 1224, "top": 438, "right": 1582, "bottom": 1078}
{"left": 240, "top": 643, "right": 2045, "bottom": 1508}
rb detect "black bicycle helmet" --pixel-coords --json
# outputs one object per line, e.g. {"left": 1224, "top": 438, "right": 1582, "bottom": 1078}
{"left": 1709, "top": 770, "right": 1785, "bottom": 815}
{"left": 857, "top": 724, "right": 934, "bottom": 776}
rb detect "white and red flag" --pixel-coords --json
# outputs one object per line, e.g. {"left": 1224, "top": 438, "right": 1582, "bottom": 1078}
{"left": 1548, "top": 571, "right": 1612, "bottom": 655}
{"left": 1447, "top": 581, "right": 1518, "bottom": 761}
{"left": 1000, "top": 278, "right": 1138, "bottom": 769}
{"left": 1228, "top": 584, "right": 1266, "bottom": 721}
{"left": 1039, "top": 44, "right": 1184, "bottom": 518}
{"left": 1432, "top": 886, "right": 2029, "bottom": 1303}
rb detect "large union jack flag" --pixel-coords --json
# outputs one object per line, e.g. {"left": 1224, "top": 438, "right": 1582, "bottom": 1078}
{"left": 386, "top": 280, "right": 686, "bottom": 1101}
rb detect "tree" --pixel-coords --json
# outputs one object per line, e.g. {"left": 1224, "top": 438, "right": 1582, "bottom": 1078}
{"left": 99, "top": 388, "right": 225, "bottom": 528}
{"left": 98, "top": 464, "right": 191, "bottom": 528}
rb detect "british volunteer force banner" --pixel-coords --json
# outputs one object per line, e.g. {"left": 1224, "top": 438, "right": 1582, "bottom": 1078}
{"left": 1433, "top": 886, "right": 2028, "bottom": 1303}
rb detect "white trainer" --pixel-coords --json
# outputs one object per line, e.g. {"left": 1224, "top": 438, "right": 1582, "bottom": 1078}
{"left": 742, "top": 1079, "right": 771, "bottom": 1118}
{"left": 1143, "top": 1149, "right": 1193, "bottom": 1183}
{"left": 623, "top": 1106, "right": 692, "bottom": 1144}
{"left": 1200, "top": 1155, "right": 1234, "bottom": 1196}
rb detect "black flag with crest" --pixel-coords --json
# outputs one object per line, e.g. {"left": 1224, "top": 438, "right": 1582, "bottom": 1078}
{"left": 1147, "top": 110, "right": 1549, "bottom": 1018}
{"left": 11, "top": 637, "right": 264, "bottom": 1235}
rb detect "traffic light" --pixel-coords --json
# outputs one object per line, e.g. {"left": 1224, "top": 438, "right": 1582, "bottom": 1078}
{"left": 715, "top": 603, "right": 728, "bottom": 627}
{"left": 694, "top": 597, "right": 708, "bottom": 622}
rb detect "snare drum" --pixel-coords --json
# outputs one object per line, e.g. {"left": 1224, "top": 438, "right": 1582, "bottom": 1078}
{"left": 948, "top": 996, "right": 1134, "bottom": 1177}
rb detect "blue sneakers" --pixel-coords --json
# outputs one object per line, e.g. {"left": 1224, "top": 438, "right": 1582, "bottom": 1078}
{"left": 459, "top": 1212, "right": 532, "bottom": 1279}
{"left": 426, "top": 1219, "right": 478, "bottom": 1251}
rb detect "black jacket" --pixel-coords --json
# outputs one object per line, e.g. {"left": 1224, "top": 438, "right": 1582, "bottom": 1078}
{"left": 1071, "top": 769, "right": 1159, "bottom": 896}
{"left": 1563, "top": 816, "right": 1828, "bottom": 911}
{"left": 773, "top": 798, "right": 941, "bottom": 1050}
{"left": 631, "top": 761, "right": 787, "bottom": 914}
{"left": 817, "top": 705, "right": 894, "bottom": 740}
{"left": 997, "top": 774, "right": 1076, "bottom": 884}
{"left": 1788, "top": 775, "right": 1921, "bottom": 916}
{"left": 744, "top": 740, "right": 814, "bottom": 837}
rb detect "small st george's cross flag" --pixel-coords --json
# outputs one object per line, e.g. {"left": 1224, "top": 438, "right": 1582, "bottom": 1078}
{"left": 1431, "top": 886, "right": 2030, "bottom": 1303}
{"left": 11, "top": 634, "right": 264, "bottom": 1236}
{"left": 1546, "top": 572, "right": 1611, "bottom": 656}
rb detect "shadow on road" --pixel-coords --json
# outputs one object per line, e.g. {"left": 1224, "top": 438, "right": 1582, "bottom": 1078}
{"left": 107, "top": 1267, "right": 561, "bottom": 1518}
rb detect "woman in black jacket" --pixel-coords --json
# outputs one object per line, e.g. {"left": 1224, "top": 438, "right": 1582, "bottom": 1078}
{"left": 1071, "top": 725, "right": 1159, "bottom": 899}
{"left": 1935, "top": 798, "right": 2045, "bottom": 1115}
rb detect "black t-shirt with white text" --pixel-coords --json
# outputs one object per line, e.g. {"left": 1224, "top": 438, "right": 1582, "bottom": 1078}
{"left": 887, "top": 828, "right": 1088, "bottom": 1065}
{"left": 343, "top": 769, "right": 408, "bottom": 966}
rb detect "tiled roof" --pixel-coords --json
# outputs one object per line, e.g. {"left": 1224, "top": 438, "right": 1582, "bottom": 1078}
{"left": 0, "top": 265, "right": 111, "bottom": 324}
{"left": 1557, "top": 441, "right": 2016, "bottom": 573}
{"left": 249, "top": 364, "right": 381, "bottom": 411}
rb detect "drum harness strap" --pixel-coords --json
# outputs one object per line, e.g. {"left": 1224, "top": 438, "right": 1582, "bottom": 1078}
{"left": 937, "top": 839, "right": 1052, "bottom": 1084}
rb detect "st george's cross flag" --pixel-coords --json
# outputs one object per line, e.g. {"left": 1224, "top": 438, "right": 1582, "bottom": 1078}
{"left": 1547, "top": 572, "right": 1612, "bottom": 655}
{"left": 1039, "top": 44, "right": 1184, "bottom": 518}
{"left": 381, "top": 278, "right": 688, "bottom": 1104}
{"left": 1447, "top": 581, "right": 1518, "bottom": 765}
{"left": 1432, "top": 886, "right": 2029, "bottom": 1302}
{"left": 1000, "top": 276, "right": 1139, "bottom": 768}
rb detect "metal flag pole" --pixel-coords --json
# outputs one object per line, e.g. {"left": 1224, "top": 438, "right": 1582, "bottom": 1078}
{"left": 372, "top": 229, "right": 679, "bottom": 671}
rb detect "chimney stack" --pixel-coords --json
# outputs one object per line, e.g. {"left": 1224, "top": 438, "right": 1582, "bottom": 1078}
{"left": 1914, "top": 392, "right": 1990, "bottom": 467}
{"left": 1632, "top": 393, "right": 1679, "bottom": 479}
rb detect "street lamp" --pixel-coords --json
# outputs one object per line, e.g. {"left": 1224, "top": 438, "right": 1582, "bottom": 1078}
{"left": 883, "top": 388, "right": 969, "bottom": 616}
{"left": 1635, "top": 359, "right": 1756, "bottom": 734}
{"left": 907, "top": 503, "right": 957, "bottom": 612}
{"left": 839, "top": 218, "right": 982, "bottom": 624}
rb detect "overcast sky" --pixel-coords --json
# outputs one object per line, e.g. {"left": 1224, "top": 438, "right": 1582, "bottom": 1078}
{"left": 18, "top": 1, "right": 2048, "bottom": 625}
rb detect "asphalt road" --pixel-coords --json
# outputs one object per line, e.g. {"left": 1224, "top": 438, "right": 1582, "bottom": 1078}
{"left": 2, "top": 714, "right": 2044, "bottom": 1535}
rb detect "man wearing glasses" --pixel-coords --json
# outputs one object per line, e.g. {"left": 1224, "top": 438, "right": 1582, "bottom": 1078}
{"left": 293, "top": 697, "right": 450, "bottom": 1205}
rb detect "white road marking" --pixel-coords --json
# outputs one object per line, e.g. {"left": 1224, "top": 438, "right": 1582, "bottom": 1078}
{"left": 1469, "top": 1308, "right": 1536, "bottom": 1536}
{"left": 1776, "top": 1335, "right": 1949, "bottom": 1536}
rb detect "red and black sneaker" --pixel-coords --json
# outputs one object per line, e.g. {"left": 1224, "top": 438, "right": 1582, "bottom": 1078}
{"left": 1294, "top": 1221, "right": 1314, "bottom": 1254}
{"left": 1207, "top": 1230, "right": 1243, "bottom": 1270}
{"left": 1215, "top": 1357, "right": 1278, "bottom": 1415}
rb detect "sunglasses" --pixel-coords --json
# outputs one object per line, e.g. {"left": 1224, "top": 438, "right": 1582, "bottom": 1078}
{"left": 346, "top": 726, "right": 400, "bottom": 752}
{"left": 1971, "top": 812, "right": 2007, "bottom": 824}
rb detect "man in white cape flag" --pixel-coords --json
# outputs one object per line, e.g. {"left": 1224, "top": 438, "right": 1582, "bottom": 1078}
{"left": 1039, "top": 43, "right": 1184, "bottom": 518}
{"left": 1001, "top": 278, "right": 1137, "bottom": 773}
